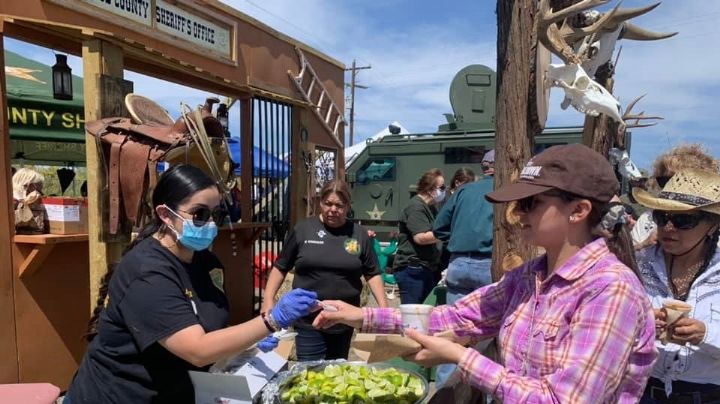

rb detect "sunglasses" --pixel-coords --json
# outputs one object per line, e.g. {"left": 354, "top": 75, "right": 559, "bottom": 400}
{"left": 515, "top": 191, "right": 570, "bottom": 213}
{"left": 656, "top": 176, "right": 672, "bottom": 188}
{"left": 437, "top": 185, "right": 447, "bottom": 191}
{"left": 652, "top": 210, "right": 706, "bottom": 230}
{"left": 177, "top": 206, "right": 228, "bottom": 226}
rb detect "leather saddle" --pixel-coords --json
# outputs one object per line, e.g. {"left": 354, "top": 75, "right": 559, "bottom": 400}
{"left": 86, "top": 95, "right": 227, "bottom": 234}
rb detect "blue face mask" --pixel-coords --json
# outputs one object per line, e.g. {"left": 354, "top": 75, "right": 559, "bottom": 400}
{"left": 166, "top": 207, "right": 218, "bottom": 251}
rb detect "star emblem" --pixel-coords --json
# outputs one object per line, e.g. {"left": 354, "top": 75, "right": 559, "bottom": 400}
{"left": 366, "top": 204, "right": 386, "bottom": 220}
{"left": 5, "top": 67, "right": 46, "bottom": 84}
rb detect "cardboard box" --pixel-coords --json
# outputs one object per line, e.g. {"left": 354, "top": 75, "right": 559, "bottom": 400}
{"left": 42, "top": 197, "right": 88, "bottom": 235}
{"left": 190, "top": 350, "right": 287, "bottom": 404}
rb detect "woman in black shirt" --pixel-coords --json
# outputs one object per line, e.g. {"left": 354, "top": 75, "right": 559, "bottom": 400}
{"left": 393, "top": 168, "right": 445, "bottom": 304}
{"left": 261, "top": 179, "right": 388, "bottom": 361}
{"left": 65, "top": 165, "right": 317, "bottom": 404}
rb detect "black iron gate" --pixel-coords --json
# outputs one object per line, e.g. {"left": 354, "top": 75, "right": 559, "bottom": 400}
{"left": 251, "top": 97, "right": 292, "bottom": 315}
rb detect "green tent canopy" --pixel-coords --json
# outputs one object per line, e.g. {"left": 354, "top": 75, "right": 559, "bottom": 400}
{"left": 5, "top": 50, "right": 86, "bottom": 164}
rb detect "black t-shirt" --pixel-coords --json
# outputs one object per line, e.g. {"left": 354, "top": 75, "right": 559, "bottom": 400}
{"left": 393, "top": 195, "right": 441, "bottom": 271}
{"left": 67, "top": 237, "right": 229, "bottom": 404}
{"left": 275, "top": 217, "right": 379, "bottom": 330}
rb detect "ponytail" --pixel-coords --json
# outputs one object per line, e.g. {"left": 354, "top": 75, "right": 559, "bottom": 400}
{"left": 85, "top": 218, "right": 162, "bottom": 342}
{"left": 589, "top": 202, "right": 640, "bottom": 278}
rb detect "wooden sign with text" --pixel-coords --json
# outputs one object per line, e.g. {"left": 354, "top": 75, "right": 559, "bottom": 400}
{"left": 47, "top": 0, "right": 234, "bottom": 61}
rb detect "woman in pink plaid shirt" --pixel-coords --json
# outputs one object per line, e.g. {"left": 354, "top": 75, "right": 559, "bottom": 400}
{"left": 316, "top": 144, "right": 657, "bottom": 403}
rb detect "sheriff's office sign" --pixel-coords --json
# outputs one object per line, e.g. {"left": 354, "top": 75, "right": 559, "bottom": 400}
{"left": 47, "top": 0, "right": 234, "bottom": 61}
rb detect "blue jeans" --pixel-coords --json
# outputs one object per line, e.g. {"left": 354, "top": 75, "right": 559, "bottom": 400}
{"left": 295, "top": 326, "right": 354, "bottom": 361}
{"left": 435, "top": 255, "right": 493, "bottom": 387}
{"left": 394, "top": 265, "right": 436, "bottom": 304}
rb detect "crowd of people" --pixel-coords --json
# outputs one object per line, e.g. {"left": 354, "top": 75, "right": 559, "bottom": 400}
{"left": 60, "top": 142, "right": 720, "bottom": 403}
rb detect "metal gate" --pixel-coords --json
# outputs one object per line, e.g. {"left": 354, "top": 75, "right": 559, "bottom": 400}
{"left": 251, "top": 97, "right": 292, "bottom": 315}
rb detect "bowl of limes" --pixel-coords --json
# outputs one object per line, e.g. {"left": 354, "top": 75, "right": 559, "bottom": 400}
{"left": 278, "top": 362, "right": 428, "bottom": 404}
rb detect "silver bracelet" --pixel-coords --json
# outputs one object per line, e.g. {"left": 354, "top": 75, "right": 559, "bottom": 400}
{"left": 267, "top": 312, "right": 281, "bottom": 331}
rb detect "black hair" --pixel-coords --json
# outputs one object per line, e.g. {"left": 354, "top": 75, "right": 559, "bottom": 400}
{"left": 86, "top": 164, "right": 217, "bottom": 341}
{"left": 553, "top": 191, "right": 640, "bottom": 278}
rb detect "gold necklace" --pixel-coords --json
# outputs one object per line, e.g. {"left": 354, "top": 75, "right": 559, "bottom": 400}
{"left": 670, "top": 260, "right": 704, "bottom": 299}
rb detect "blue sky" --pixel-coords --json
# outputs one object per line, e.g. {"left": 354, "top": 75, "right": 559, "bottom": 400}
{"left": 5, "top": 0, "right": 720, "bottom": 170}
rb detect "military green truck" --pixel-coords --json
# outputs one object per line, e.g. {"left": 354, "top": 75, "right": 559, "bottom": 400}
{"left": 345, "top": 64, "right": 622, "bottom": 238}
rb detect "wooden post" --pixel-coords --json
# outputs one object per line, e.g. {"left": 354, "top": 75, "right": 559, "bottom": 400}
{"left": 291, "top": 107, "right": 312, "bottom": 223}
{"left": 240, "top": 96, "right": 253, "bottom": 224}
{"left": 582, "top": 77, "right": 618, "bottom": 156}
{"left": 82, "top": 40, "right": 127, "bottom": 313}
{"left": 0, "top": 26, "right": 21, "bottom": 383}
{"left": 492, "top": 0, "right": 540, "bottom": 281}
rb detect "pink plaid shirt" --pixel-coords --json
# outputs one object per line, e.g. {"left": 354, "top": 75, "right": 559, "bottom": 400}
{"left": 363, "top": 238, "right": 657, "bottom": 403}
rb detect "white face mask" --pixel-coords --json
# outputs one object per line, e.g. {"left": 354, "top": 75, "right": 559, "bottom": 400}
{"left": 433, "top": 188, "right": 446, "bottom": 203}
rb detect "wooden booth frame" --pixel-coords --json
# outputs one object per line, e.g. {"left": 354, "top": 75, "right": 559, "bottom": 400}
{"left": 0, "top": 0, "right": 346, "bottom": 388}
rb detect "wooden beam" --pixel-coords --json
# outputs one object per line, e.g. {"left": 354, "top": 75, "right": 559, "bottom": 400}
{"left": 492, "top": 0, "right": 539, "bottom": 281}
{"left": 16, "top": 245, "right": 54, "bottom": 278}
{"left": 82, "top": 39, "right": 127, "bottom": 314}
{"left": 0, "top": 26, "right": 21, "bottom": 384}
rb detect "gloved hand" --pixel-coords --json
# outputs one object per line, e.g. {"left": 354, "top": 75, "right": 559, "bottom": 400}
{"left": 272, "top": 288, "right": 318, "bottom": 329}
{"left": 257, "top": 336, "right": 279, "bottom": 353}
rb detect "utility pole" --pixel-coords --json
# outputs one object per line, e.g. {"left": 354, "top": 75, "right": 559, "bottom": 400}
{"left": 345, "top": 59, "right": 371, "bottom": 146}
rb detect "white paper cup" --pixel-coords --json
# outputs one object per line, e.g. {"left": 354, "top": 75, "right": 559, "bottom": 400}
{"left": 399, "top": 304, "right": 434, "bottom": 334}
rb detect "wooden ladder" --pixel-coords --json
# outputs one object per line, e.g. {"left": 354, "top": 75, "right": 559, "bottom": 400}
{"left": 288, "top": 47, "right": 345, "bottom": 149}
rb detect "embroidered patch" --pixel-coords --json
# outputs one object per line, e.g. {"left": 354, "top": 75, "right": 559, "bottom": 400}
{"left": 210, "top": 268, "right": 225, "bottom": 293}
{"left": 344, "top": 238, "right": 360, "bottom": 255}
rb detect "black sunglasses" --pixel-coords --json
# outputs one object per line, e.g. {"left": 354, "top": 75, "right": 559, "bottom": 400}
{"left": 179, "top": 206, "right": 228, "bottom": 226}
{"left": 516, "top": 191, "right": 571, "bottom": 213}
{"left": 652, "top": 210, "right": 706, "bottom": 230}
{"left": 656, "top": 176, "right": 672, "bottom": 188}
{"left": 437, "top": 185, "right": 447, "bottom": 191}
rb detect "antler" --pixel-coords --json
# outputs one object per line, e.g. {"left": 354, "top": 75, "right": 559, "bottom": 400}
{"left": 537, "top": 0, "right": 618, "bottom": 64}
{"left": 562, "top": 2, "right": 678, "bottom": 43}
{"left": 622, "top": 94, "right": 663, "bottom": 128}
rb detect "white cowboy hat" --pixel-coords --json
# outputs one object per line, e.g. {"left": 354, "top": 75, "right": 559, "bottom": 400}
{"left": 632, "top": 169, "right": 720, "bottom": 215}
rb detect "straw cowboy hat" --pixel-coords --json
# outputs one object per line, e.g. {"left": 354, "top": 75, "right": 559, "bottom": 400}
{"left": 633, "top": 169, "right": 720, "bottom": 215}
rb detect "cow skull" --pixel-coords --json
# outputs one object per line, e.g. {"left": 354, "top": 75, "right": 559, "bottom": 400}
{"left": 548, "top": 63, "right": 622, "bottom": 122}
{"left": 609, "top": 147, "right": 643, "bottom": 180}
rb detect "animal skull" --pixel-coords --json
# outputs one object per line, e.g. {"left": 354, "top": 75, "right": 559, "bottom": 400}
{"left": 548, "top": 63, "right": 623, "bottom": 122}
{"left": 575, "top": 25, "right": 623, "bottom": 78}
{"left": 609, "top": 147, "right": 643, "bottom": 180}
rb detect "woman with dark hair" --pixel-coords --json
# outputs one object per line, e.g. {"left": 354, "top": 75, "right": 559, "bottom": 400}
{"left": 393, "top": 168, "right": 445, "bottom": 304}
{"left": 65, "top": 165, "right": 317, "bottom": 404}
{"left": 448, "top": 167, "right": 476, "bottom": 196}
{"left": 633, "top": 170, "right": 720, "bottom": 403}
{"left": 260, "top": 179, "right": 387, "bottom": 361}
{"left": 315, "top": 145, "right": 656, "bottom": 403}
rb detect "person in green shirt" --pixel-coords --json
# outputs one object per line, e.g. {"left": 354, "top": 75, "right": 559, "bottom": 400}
{"left": 393, "top": 168, "right": 445, "bottom": 304}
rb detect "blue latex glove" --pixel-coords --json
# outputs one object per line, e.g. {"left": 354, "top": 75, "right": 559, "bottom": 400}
{"left": 272, "top": 288, "right": 318, "bottom": 329}
{"left": 257, "top": 336, "right": 279, "bottom": 353}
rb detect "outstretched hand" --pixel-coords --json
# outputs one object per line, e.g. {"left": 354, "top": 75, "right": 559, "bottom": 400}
{"left": 312, "top": 300, "right": 364, "bottom": 329}
{"left": 402, "top": 328, "right": 467, "bottom": 368}
{"left": 272, "top": 288, "right": 318, "bottom": 329}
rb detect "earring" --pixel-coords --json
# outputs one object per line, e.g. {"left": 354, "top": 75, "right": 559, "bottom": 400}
{"left": 569, "top": 216, "right": 576, "bottom": 223}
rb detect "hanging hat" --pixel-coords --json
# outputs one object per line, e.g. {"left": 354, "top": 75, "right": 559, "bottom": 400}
{"left": 632, "top": 169, "right": 720, "bottom": 215}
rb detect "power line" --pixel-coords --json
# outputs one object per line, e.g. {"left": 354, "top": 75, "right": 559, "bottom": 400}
{"left": 345, "top": 59, "right": 371, "bottom": 146}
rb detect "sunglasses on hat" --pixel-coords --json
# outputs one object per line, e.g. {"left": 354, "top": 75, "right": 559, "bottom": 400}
{"left": 177, "top": 206, "right": 228, "bottom": 226}
{"left": 652, "top": 210, "right": 706, "bottom": 230}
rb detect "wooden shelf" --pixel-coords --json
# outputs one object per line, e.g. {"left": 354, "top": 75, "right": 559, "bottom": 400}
{"left": 13, "top": 234, "right": 89, "bottom": 278}
{"left": 14, "top": 234, "right": 89, "bottom": 245}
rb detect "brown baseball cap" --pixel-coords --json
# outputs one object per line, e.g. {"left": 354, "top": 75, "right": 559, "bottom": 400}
{"left": 485, "top": 144, "right": 619, "bottom": 203}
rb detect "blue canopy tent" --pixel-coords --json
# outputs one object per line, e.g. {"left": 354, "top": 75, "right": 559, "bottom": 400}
{"left": 227, "top": 138, "right": 289, "bottom": 178}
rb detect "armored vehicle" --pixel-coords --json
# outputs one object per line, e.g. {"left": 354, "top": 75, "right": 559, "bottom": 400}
{"left": 346, "top": 65, "right": 612, "bottom": 237}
